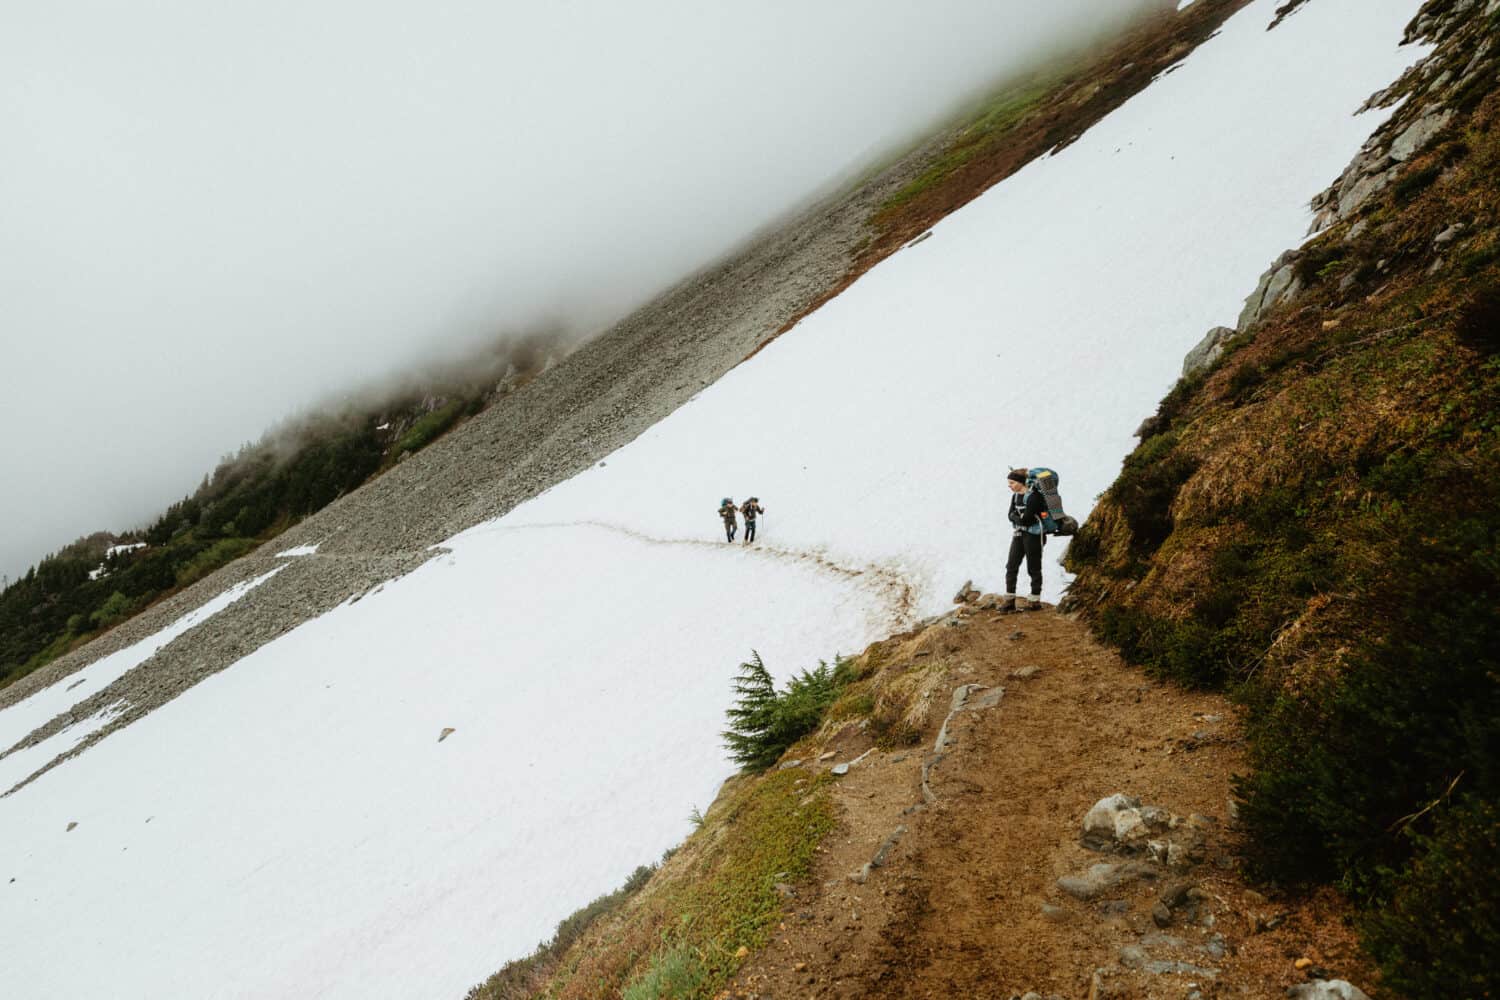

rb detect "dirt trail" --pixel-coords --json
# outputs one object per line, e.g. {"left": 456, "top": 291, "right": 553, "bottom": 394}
{"left": 727, "top": 608, "right": 1377, "bottom": 1000}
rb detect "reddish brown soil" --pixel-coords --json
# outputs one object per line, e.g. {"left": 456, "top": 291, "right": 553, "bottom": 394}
{"left": 722, "top": 608, "right": 1380, "bottom": 1000}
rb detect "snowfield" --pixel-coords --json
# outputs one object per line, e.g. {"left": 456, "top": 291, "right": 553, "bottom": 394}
{"left": 0, "top": 2, "right": 1426, "bottom": 997}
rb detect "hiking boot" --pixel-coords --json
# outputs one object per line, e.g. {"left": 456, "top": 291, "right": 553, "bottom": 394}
{"left": 998, "top": 594, "right": 1017, "bottom": 613}
{"left": 1023, "top": 596, "right": 1044, "bottom": 612}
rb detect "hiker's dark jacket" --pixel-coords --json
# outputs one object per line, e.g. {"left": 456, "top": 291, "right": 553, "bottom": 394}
{"left": 1008, "top": 490, "right": 1046, "bottom": 534}
{"left": 741, "top": 502, "right": 763, "bottom": 522}
{"left": 719, "top": 504, "right": 738, "bottom": 524}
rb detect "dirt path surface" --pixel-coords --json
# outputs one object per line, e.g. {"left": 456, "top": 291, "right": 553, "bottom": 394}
{"left": 727, "top": 607, "right": 1377, "bottom": 1000}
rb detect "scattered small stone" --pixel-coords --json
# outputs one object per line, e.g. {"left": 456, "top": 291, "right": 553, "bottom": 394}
{"left": 1151, "top": 901, "right": 1173, "bottom": 927}
{"left": 437, "top": 727, "right": 456, "bottom": 742}
{"left": 779, "top": 759, "right": 804, "bottom": 770}
{"left": 734, "top": 945, "right": 749, "bottom": 960}
{"left": 65, "top": 822, "right": 77, "bottom": 832}
{"left": 889, "top": 754, "right": 909, "bottom": 764}
{"left": 1008, "top": 631, "right": 1025, "bottom": 641}
{"left": 1039, "top": 902, "right": 1070, "bottom": 922}
{"left": 1287, "top": 981, "right": 1371, "bottom": 1000}
{"left": 1144, "top": 960, "right": 1218, "bottom": 978}
{"left": 952, "top": 580, "right": 979, "bottom": 604}
{"left": 773, "top": 882, "right": 796, "bottom": 898}
{"left": 831, "top": 763, "right": 849, "bottom": 776}
{"left": 1118, "top": 944, "right": 1147, "bottom": 969}
{"left": 794, "top": 961, "right": 807, "bottom": 972}
{"left": 818, "top": 750, "right": 837, "bottom": 761}
{"left": 1009, "top": 665, "right": 1042, "bottom": 680}
{"left": 1243, "top": 888, "right": 1267, "bottom": 905}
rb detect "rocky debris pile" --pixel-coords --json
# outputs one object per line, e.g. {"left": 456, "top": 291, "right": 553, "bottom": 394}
{"left": 1043, "top": 790, "right": 1379, "bottom": 998}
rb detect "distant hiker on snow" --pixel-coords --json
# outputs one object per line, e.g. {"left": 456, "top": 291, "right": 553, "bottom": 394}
{"left": 740, "top": 497, "right": 764, "bottom": 544}
{"left": 718, "top": 498, "right": 739, "bottom": 542}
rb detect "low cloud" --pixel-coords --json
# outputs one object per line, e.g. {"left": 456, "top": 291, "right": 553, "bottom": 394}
{"left": 0, "top": 0, "right": 1156, "bottom": 580}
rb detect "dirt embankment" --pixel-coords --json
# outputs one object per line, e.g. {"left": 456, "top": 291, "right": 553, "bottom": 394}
{"left": 716, "top": 605, "right": 1374, "bottom": 1000}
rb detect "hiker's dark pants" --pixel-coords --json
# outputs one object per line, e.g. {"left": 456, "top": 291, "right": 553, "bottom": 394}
{"left": 1006, "top": 530, "right": 1043, "bottom": 596}
{"left": 744, "top": 520, "right": 756, "bottom": 542}
{"left": 724, "top": 523, "right": 736, "bottom": 542}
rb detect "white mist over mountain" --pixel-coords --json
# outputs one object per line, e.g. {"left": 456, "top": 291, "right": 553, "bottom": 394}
{"left": 0, "top": 0, "right": 1157, "bottom": 581}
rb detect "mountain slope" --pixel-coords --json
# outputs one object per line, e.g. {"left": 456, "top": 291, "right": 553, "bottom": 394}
{"left": 0, "top": 1, "right": 1438, "bottom": 998}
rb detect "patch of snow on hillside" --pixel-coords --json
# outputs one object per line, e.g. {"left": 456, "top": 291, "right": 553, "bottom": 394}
{"left": 0, "top": 566, "right": 284, "bottom": 755}
{"left": 276, "top": 543, "right": 320, "bottom": 557}
{"left": 0, "top": 2, "right": 1427, "bottom": 998}
{"left": 0, "top": 704, "right": 124, "bottom": 794}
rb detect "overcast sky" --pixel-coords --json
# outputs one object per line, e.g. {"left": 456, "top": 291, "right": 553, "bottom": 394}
{"left": 0, "top": 0, "right": 1155, "bottom": 582}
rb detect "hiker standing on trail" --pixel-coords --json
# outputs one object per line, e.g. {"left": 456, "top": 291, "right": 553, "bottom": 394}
{"left": 1002, "top": 468, "right": 1046, "bottom": 611}
{"left": 718, "top": 498, "right": 739, "bottom": 543}
{"left": 741, "top": 497, "right": 764, "bottom": 544}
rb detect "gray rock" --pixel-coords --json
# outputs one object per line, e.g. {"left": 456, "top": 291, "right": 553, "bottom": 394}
{"left": 1082, "top": 793, "right": 1142, "bottom": 850}
{"left": 1287, "top": 981, "right": 1372, "bottom": 1000}
{"left": 1434, "top": 223, "right": 1464, "bottom": 246}
{"left": 1151, "top": 901, "right": 1173, "bottom": 927}
{"left": 1118, "top": 944, "right": 1148, "bottom": 969}
{"left": 1057, "top": 861, "right": 1159, "bottom": 900}
{"left": 831, "top": 763, "right": 849, "bottom": 776}
{"left": 1182, "top": 326, "right": 1237, "bottom": 377}
{"left": 779, "top": 758, "right": 804, "bottom": 770}
{"left": 1160, "top": 879, "right": 1197, "bottom": 910}
{"left": 1390, "top": 110, "right": 1454, "bottom": 162}
{"left": 1009, "top": 665, "right": 1042, "bottom": 680}
{"left": 1237, "top": 253, "right": 1303, "bottom": 331}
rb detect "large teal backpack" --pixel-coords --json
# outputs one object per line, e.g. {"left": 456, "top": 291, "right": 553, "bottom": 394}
{"left": 1026, "top": 467, "right": 1078, "bottom": 536}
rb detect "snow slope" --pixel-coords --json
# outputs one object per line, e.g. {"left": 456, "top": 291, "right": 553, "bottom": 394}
{"left": 0, "top": 2, "right": 1425, "bottom": 998}
{"left": 0, "top": 566, "right": 283, "bottom": 758}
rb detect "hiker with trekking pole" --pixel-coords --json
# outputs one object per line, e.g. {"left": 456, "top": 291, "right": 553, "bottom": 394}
{"left": 1001, "top": 467, "right": 1078, "bottom": 612}
{"left": 740, "top": 497, "right": 764, "bottom": 544}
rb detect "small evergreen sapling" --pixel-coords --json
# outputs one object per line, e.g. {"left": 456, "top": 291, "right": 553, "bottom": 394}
{"left": 722, "top": 652, "right": 845, "bottom": 771}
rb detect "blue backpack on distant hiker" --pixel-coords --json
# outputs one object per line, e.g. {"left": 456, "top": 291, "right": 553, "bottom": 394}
{"left": 1026, "top": 467, "right": 1078, "bottom": 537}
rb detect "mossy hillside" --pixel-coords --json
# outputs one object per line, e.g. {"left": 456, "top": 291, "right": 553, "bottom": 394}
{"left": 1064, "top": 9, "right": 1500, "bottom": 990}
{"left": 466, "top": 633, "right": 944, "bottom": 1000}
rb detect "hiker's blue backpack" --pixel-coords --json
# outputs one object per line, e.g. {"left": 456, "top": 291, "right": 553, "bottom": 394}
{"left": 1026, "top": 467, "right": 1079, "bottom": 537}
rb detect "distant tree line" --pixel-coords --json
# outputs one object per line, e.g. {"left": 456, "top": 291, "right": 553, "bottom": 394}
{"left": 0, "top": 331, "right": 567, "bottom": 691}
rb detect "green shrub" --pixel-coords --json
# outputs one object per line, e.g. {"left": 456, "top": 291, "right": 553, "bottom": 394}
{"left": 622, "top": 942, "right": 711, "bottom": 1000}
{"left": 89, "top": 590, "right": 136, "bottom": 628}
{"left": 722, "top": 653, "right": 849, "bottom": 771}
{"left": 1393, "top": 163, "right": 1443, "bottom": 202}
{"left": 1362, "top": 797, "right": 1500, "bottom": 998}
{"left": 1110, "top": 434, "right": 1199, "bottom": 557}
{"left": 1236, "top": 528, "right": 1500, "bottom": 892}
{"left": 174, "top": 537, "right": 258, "bottom": 588}
{"left": 394, "top": 400, "right": 466, "bottom": 456}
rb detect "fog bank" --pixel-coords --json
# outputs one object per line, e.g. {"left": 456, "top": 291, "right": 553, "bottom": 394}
{"left": 0, "top": 0, "right": 1157, "bottom": 581}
